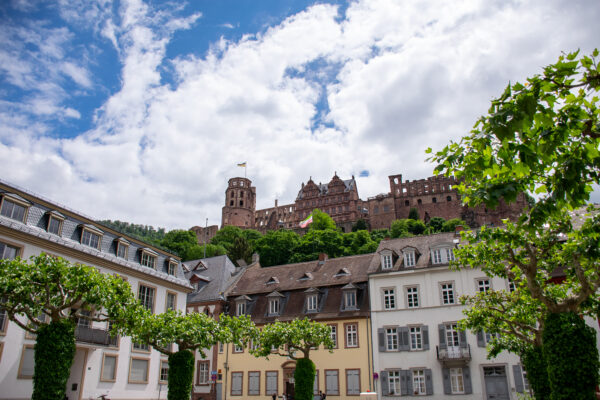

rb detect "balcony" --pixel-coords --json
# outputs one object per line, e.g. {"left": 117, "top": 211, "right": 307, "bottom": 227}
{"left": 436, "top": 345, "right": 471, "bottom": 367}
{"left": 75, "top": 326, "right": 117, "bottom": 347}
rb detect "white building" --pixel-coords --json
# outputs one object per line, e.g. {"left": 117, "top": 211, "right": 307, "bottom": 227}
{"left": 368, "top": 232, "right": 528, "bottom": 400}
{"left": 0, "top": 180, "right": 192, "bottom": 400}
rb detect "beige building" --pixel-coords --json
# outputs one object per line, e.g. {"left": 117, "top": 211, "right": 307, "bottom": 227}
{"left": 217, "top": 253, "right": 375, "bottom": 399}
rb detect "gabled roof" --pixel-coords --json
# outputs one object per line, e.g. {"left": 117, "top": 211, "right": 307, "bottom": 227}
{"left": 183, "top": 255, "right": 240, "bottom": 303}
{"left": 228, "top": 253, "right": 372, "bottom": 296}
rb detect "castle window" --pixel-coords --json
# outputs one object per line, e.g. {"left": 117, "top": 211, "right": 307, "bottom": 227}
{"left": 383, "top": 205, "right": 389, "bottom": 212}
{"left": 447, "top": 196, "right": 452, "bottom": 202}
{"left": 230, "top": 191, "right": 234, "bottom": 198}
{"left": 417, "top": 199, "right": 422, "bottom": 205}
{"left": 374, "top": 206, "right": 379, "bottom": 214}
{"left": 404, "top": 200, "right": 409, "bottom": 206}
{"left": 230, "top": 200, "right": 234, "bottom": 206}
{"left": 432, "top": 197, "right": 437, "bottom": 203}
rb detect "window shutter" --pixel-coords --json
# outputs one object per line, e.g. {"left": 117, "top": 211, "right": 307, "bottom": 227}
{"left": 249, "top": 372, "right": 259, "bottom": 395}
{"left": 438, "top": 324, "right": 447, "bottom": 349}
{"left": 326, "top": 370, "right": 339, "bottom": 395}
{"left": 422, "top": 325, "right": 430, "bottom": 350}
{"left": 380, "top": 371, "right": 390, "bottom": 396}
{"left": 425, "top": 369, "right": 433, "bottom": 395}
{"left": 399, "top": 326, "right": 410, "bottom": 351}
{"left": 347, "top": 370, "right": 360, "bottom": 395}
{"left": 313, "top": 371, "right": 318, "bottom": 395}
{"left": 477, "top": 330, "right": 485, "bottom": 347}
{"left": 266, "top": 372, "right": 277, "bottom": 394}
{"left": 459, "top": 330, "right": 467, "bottom": 348}
{"left": 442, "top": 368, "right": 451, "bottom": 394}
{"left": 232, "top": 372, "right": 242, "bottom": 395}
{"left": 513, "top": 365, "right": 524, "bottom": 393}
{"left": 463, "top": 367, "right": 472, "bottom": 394}
{"left": 400, "top": 370, "right": 411, "bottom": 396}
{"left": 378, "top": 328, "right": 386, "bottom": 352}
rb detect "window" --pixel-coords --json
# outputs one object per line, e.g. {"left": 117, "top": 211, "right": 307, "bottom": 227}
{"left": 0, "top": 302, "right": 7, "bottom": 334}
{"left": 18, "top": 345, "right": 35, "bottom": 379}
{"left": 329, "top": 324, "right": 338, "bottom": 348}
{"left": 0, "top": 241, "right": 19, "bottom": 259}
{"left": 197, "top": 361, "right": 209, "bottom": 384}
{"left": 81, "top": 228, "right": 101, "bottom": 249}
{"left": 100, "top": 354, "right": 118, "bottom": 382}
{"left": 133, "top": 342, "right": 150, "bottom": 352}
{"left": 236, "top": 301, "right": 246, "bottom": 316}
{"left": 129, "top": 358, "right": 149, "bottom": 383}
{"left": 47, "top": 214, "right": 63, "bottom": 235}
{"left": 248, "top": 371, "right": 260, "bottom": 395}
{"left": 383, "top": 288, "right": 396, "bottom": 310}
{"left": 219, "top": 342, "right": 224, "bottom": 353}
{"left": 140, "top": 250, "right": 157, "bottom": 269}
{"left": 446, "top": 248, "right": 455, "bottom": 261}
{"left": 325, "top": 370, "right": 339, "bottom": 395}
{"left": 234, "top": 343, "right": 244, "bottom": 353}
{"left": 413, "top": 369, "right": 426, "bottom": 395}
{"left": 410, "top": 326, "right": 422, "bottom": 350}
{"left": 167, "top": 260, "right": 177, "bottom": 276}
{"left": 159, "top": 360, "right": 169, "bottom": 383}
{"left": 382, "top": 253, "right": 393, "bottom": 270}
{"left": 508, "top": 278, "right": 516, "bottom": 292}
{"left": 77, "top": 310, "right": 91, "bottom": 328}
{"left": 165, "top": 292, "right": 176, "bottom": 311}
{"left": 345, "top": 323, "right": 358, "bottom": 348}
{"left": 138, "top": 285, "right": 155, "bottom": 313}
{"left": 406, "top": 286, "right": 419, "bottom": 308}
{"left": 432, "top": 249, "right": 442, "bottom": 264}
{"left": 116, "top": 240, "right": 129, "bottom": 259}
{"left": 445, "top": 323, "right": 460, "bottom": 347}
{"left": 346, "top": 369, "right": 360, "bottom": 395}
{"left": 313, "top": 370, "right": 319, "bottom": 396}
{"left": 386, "top": 327, "right": 398, "bottom": 351}
{"left": 306, "top": 294, "right": 318, "bottom": 312}
{"left": 268, "top": 298, "right": 280, "bottom": 315}
{"left": 388, "top": 370, "right": 401, "bottom": 395}
{"left": 343, "top": 290, "right": 357, "bottom": 310}
{"left": 441, "top": 282, "right": 455, "bottom": 305}
{"left": 231, "top": 372, "right": 243, "bottom": 396}
{"left": 404, "top": 251, "right": 416, "bottom": 267}
{"left": 266, "top": 371, "right": 278, "bottom": 395}
{"left": 477, "top": 279, "right": 491, "bottom": 293}
{"left": 0, "top": 197, "right": 28, "bottom": 222}
{"left": 450, "top": 368, "right": 464, "bottom": 394}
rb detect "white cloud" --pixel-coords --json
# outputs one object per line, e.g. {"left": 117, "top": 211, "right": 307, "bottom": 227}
{"left": 1, "top": 0, "right": 599, "bottom": 230}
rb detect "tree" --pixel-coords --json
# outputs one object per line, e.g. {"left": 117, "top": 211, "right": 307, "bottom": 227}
{"left": 251, "top": 318, "right": 335, "bottom": 400}
{"left": 210, "top": 226, "right": 262, "bottom": 265}
{"left": 426, "top": 216, "right": 446, "bottom": 233}
{"left": 370, "top": 229, "right": 390, "bottom": 244}
{"left": 351, "top": 219, "right": 368, "bottom": 232}
{"left": 0, "top": 254, "right": 137, "bottom": 400}
{"left": 122, "top": 310, "right": 256, "bottom": 400}
{"left": 441, "top": 218, "right": 467, "bottom": 232}
{"left": 430, "top": 49, "right": 600, "bottom": 398}
{"left": 184, "top": 243, "right": 227, "bottom": 260}
{"left": 289, "top": 229, "right": 344, "bottom": 263}
{"left": 342, "top": 230, "right": 378, "bottom": 255}
{"left": 309, "top": 209, "right": 337, "bottom": 231}
{"left": 161, "top": 229, "right": 198, "bottom": 258}
{"left": 254, "top": 229, "right": 301, "bottom": 267}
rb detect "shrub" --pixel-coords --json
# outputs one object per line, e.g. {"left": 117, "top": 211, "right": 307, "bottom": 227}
{"left": 294, "top": 358, "right": 316, "bottom": 400}
{"left": 168, "top": 350, "right": 195, "bottom": 400}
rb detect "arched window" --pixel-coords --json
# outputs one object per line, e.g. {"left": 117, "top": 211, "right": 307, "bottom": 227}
{"left": 417, "top": 199, "right": 422, "bottom": 205}
{"left": 446, "top": 196, "right": 452, "bottom": 202}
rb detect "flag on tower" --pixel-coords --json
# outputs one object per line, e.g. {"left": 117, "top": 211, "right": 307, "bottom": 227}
{"left": 299, "top": 214, "right": 313, "bottom": 228}
{"left": 237, "top": 162, "right": 246, "bottom": 167}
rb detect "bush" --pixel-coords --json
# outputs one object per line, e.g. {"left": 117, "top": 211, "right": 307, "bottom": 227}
{"left": 521, "top": 345, "right": 550, "bottom": 400}
{"left": 168, "top": 350, "right": 195, "bottom": 400}
{"left": 294, "top": 358, "right": 316, "bottom": 400}
{"left": 543, "top": 312, "right": 599, "bottom": 400}
{"left": 408, "top": 207, "right": 419, "bottom": 220}
{"left": 32, "top": 320, "right": 76, "bottom": 400}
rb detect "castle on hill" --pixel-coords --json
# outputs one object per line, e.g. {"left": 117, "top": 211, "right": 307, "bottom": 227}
{"left": 191, "top": 172, "right": 527, "bottom": 242}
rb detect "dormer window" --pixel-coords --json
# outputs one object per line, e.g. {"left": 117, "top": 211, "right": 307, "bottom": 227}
{"left": 235, "top": 295, "right": 250, "bottom": 316}
{"left": 334, "top": 268, "right": 350, "bottom": 277}
{"left": 115, "top": 238, "right": 130, "bottom": 259}
{"left": 266, "top": 291, "right": 285, "bottom": 316}
{"left": 46, "top": 211, "right": 65, "bottom": 236}
{"left": 431, "top": 244, "right": 456, "bottom": 265}
{"left": 0, "top": 193, "right": 31, "bottom": 223}
{"left": 432, "top": 249, "right": 442, "bottom": 264}
{"left": 380, "top": 250, "right": 394, "bottom": 270}
{"left": 140, "top": 248, "right": 158, "bottom": 269}
{"left": 299, "top": 273, "right": 313, "bottom": 281}
{"left": 80, "top": 224, "right": 103, "bottom": 250}
{"left": 167, "top": 258, "right": 178, "bottom": 276}
{"left": 342, "top": 284, "right": 358, "bottom": 310}
{"left": 266, "top": 277, "right": 279, "bottom": 285}
{"left": 404, "top": 250, "right": 416, "bottom": 267}
{"left": 304, "top": 288, "right": 320, "bottom": 313}
{"left": 446, "top": 248, "right": 455, "bottom": 262}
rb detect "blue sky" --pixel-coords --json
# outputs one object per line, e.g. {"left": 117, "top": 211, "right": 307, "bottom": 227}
{"left": 1, "top": 0, "right": 599, "bottom": 230}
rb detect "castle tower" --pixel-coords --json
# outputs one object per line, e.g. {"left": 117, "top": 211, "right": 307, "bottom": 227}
{"left": 221, "top": 177, "right": 256, "bottom": 229}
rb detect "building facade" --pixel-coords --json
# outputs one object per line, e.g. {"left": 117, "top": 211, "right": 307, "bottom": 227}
{"left": 219, "top": 173, "right": 528, "bottom": 234}
{"left": 368, "top": 233, "right": 529, "bottom": 400}
{"left": 183, "top": 255, "right": 245, "bottom": 400}
{"left": 217, "top": 253, "right": 375, "bottom": 399}
{"left": 0, "top": 180, "right": 192, "bottom": 400}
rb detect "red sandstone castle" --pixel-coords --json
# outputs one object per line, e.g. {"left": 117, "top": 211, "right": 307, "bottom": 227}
{"left": 195, "top": 173, "right": 527, "bottom": 237}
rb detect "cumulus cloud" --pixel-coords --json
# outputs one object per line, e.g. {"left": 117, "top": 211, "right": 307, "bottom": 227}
{"left": 1, "top": 0, "right": 599, "bottom": 230}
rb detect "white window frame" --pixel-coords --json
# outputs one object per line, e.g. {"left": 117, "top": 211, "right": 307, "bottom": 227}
{"left": 446, "top": 247, "right": 455, "bottom": 261}
{"left": 450, "top": 367, "right": 464, "bottom": 394}
{"left": 410, "top": 326, "right": 422, "bottom": 350}
{"left": 445, "top": 323, "right": 460, "bottom": 347}
{"left": 268, "top": 298, "right": 280, "bottom": 315}
{"left": 197, "top": 361, "right": 210, "bottom": 384}
{"left": 344, "top": 290, "right": 357, "bottom": 310}
{"left": 236, "top": 301, "right": 246, "bottom": 316}
{"left": 386, "top": 327, "right": 398, "bottom": 351}
{"left": 140, "top": 251, "right": 157, "bottom": 269}
{"left": 404, "top": 250, "right": 416, "bottom": 267}
{"left": 413, "top": 369, "right": 426, "bottom": 395}
{"left": 306, "top": 294, "right": 318, "bottom": 312}
{"left": 477, "top": 278, "right": 491, "bottom": 293}
{"left": 432, "top": 248, "right": 442, "bottom": 264}
{"left": 388, "top": 370, "right": 401, "bottom": 395}
{"left": 383, "top": 288, "right": 396, "bottom": 310}
{"left": 346, "top": 323, "right": 358, "bottom": 348}
{"left": 440, "top": 282, "right": 455, "bottom": 305}
{"left": 406, "top": 286, "right": 419, "bottom": 308}
{"left": 381, "top": 253, "right": 393, "bottom": 270}
{"left": 159, "top": 359, "right": 169, "bottom": 383}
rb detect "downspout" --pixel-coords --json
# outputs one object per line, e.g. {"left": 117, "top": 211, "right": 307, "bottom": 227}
{"left": 367, "top": 287, "right": 373, "bottom": 393}
{"left": 224, "top": 334, "right": 230, "bottom": 400}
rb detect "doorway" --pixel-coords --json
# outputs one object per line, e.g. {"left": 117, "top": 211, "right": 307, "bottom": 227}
{"left": 283, "top": 367, "right": 295, "bottom": 399}
{"left": 65, "top": 348, "right": 88, "bottom": 400}
{"left": 483, "top": 366, "right": 509, "bottom": 400}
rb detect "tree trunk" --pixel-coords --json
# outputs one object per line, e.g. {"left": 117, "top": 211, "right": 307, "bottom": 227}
{"left": 167, "top": 350, "right": 195, "bottom": 400}
{"left": 32, "top": 320, "right": 76, "bottom": 400}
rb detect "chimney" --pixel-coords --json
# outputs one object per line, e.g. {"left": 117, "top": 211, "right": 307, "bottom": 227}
{"left": 318, "top": 253, "right": 328, "bottom": 264}
{"left": 454, "top": 225, "right": 464, "bottom": 237}
{"left": 252, "top": 253, "right": 260, "bottom": 263}
{"left": 275, "top": 199, "right": 278, "bottom": 207}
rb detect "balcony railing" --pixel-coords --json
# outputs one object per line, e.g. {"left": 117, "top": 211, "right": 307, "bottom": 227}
{"left": 75, "top": 326, "right": 116, "bottom": 347}
{"left": 436, "top": 345, "right": 471, "bottom": 366}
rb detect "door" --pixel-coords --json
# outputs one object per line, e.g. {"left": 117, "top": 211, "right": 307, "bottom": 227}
{"left": 216, "top": 383, "right": 222, "bottom": 400}
{"left": 445, "top": 323, "right": 460, "bottom": 358}
{"left": 284, "top": 368, "right": 295, "bottom": 399}
{"left": 65, "top": 349, "right": 87, "bottom": 400}
{"left": 483, "top": 366, "right": 510, "bottom": 400}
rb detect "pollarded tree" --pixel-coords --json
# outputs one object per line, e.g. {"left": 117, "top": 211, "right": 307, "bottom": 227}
{"left": 121, "top": 310, "right": 257, "bottom": 400}
{"left": 430, "top": 49, "right": 600, "bottom": 399}
{"left": 251, "top": 318, "right": 335, "bottom": 400}
{"left": 0, "top": 254, "right": 138, "bottom": 400}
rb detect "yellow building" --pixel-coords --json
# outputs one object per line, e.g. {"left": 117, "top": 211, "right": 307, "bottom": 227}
{"left": 216, "top": 253, "right": 374, "bottom": 399}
